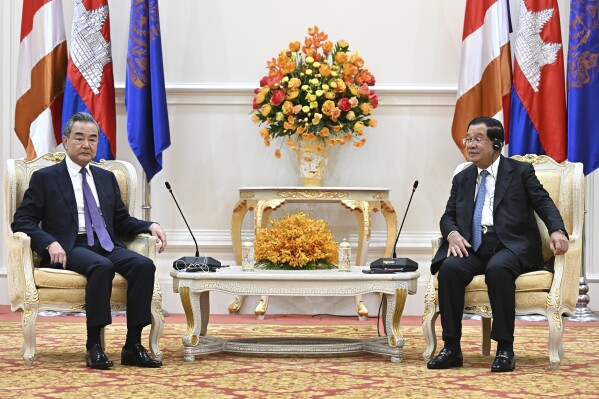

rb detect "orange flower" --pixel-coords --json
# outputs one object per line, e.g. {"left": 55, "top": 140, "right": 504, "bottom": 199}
{"left": 319, "top": 64, "right": 332, "bottom": 77}
{"left": 288, "top": 77, "right": 301, "bottom": 89}
{"left": 252, "top": 26, "right": 377, "bottom": 157}
{"left": 355, "top": 69, "right": 372, "bottom": 85}
{"left": 351, "top": 55, "right": 364, "bottom": 68}
{"left": 274, "top": 149, "right": 281, "bottom": 158}
{"left": 321, "top": 100, "right": 335, "bottom": 116}
{"left": 360, "top": 103, "right": 373, "bottom": 115}
{"left": 334, "top": 52, "right": 348, "bottom": 64}
{"left": 343, "top": 63, "right": 358, "bottom": 77}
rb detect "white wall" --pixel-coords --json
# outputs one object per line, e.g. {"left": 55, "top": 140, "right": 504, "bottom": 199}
{"left": 1, "top": 0, "right": 597, "bottom": 316}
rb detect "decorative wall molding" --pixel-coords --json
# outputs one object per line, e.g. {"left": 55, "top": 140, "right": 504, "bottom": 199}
{"left": 163, "top": 228, "right": 439, "bottom": 255}
{"left": 113, "top": 84, "right": 458, "bottom": 107}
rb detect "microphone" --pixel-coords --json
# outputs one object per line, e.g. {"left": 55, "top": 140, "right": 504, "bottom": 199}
{"left": 165, "top": 182, "right": 221, "bottom": 271}
{"left": 369, "top": 180, "right": 419, "bottom": 272}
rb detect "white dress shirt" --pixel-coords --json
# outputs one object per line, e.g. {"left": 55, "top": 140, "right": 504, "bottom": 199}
{"left": 475, "top": 156, "right": 501, "bottom": 227}
{"left": 65, "top": 156, "right": 102, "bottom": 234}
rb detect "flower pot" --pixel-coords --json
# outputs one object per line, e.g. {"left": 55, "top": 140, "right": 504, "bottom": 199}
{"left": 295, "top": 138, "right": 330, "bottom": 187}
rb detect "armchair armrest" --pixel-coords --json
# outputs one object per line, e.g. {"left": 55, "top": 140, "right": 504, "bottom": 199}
{"left": 121, "top": 233, "right": 157, "bottom": 262}
{"left": 7, "top": 231, "right": 38, "bottom": 311}
{"left": 548, "top": 235, "right": 583, "bottom": 314}
{"left": 431, "top": 236, "right": 442, "bottom": 256}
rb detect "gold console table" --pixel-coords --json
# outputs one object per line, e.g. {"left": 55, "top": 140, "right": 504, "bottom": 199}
{"left": 230, "top": 187, "right": 398, "bottom": 319}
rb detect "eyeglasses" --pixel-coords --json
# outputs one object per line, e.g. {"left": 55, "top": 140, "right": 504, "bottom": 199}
{"left": 462, "top": 137, "right": 489, "bottom": 145}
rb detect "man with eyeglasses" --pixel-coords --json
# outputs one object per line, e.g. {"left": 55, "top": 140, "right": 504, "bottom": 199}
{"left": 427, "top": 116, "right": 569, "bottom": 372}
{"left": 12, "top": 112, "right": 167, "bottom": 369}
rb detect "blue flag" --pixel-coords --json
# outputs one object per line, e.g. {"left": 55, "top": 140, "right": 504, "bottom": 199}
{"left": 126, "top": 0, "right": 170, "bottom": 181}
{"left": 567, "top": 0, "right": 599, "bottom": 175}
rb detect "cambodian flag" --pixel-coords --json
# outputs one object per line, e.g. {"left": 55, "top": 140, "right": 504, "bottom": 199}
{"left": 62, "top": 0, "right": 116, "bottom": 161}
{"left": 125, "top": 0, "right": 170, "bottom": 181}
{"left": 567, "top": 0, "right": 599, "bottom": 175}
{"left": 508, "top": 0, "right": 567, "bottom": 162}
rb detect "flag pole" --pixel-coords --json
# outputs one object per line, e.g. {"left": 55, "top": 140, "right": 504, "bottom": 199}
{"left": 142, "top": 171, "right": 151, "bottom": 221}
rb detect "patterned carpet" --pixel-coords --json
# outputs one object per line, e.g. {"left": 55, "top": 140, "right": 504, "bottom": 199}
{"left": 0, "top": 319, "right": 598, "bottom": 399}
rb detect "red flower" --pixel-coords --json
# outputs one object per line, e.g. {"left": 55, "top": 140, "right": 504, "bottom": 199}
{"left": 368, "top": 91, "right": 379, "bottom": 108}
{"left": 259, "top": 76, "right": 270, "bottom": 87}
{"left": 359, "top": 84, "right": 370, "bottom": 97}
{"left": 338, "top": 98, "right": 351, "bottom": 111}
{"left": 252, "top": 97, "right": 260, "bottom": 110}
{"left": 270, "top": 90, "right": 286, "bottom": 106}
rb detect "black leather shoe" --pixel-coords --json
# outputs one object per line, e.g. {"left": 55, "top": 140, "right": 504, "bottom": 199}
{"left": 491, "top": 350, "right": 516, "bottom": 372}
{"left": 121, "top": 344, "right": 162, "bottom": 368}
{"left": 427, "top": 347, "right": 464, "bottom": 369}
{"left": 85, "top": 344, "right": 114, "bottom": 369}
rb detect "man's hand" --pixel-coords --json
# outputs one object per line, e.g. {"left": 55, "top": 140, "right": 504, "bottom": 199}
{"left": 447, "top": 231, "right": 471, "bottom": 258}
{"left": 150, "top": 223, "right": 167, "bottom": 253}
{"left": 47, "top": 241, "right": 67, "bottom": 268}
{"left": 550, "top": 231, "right": 569, "bottom": 256}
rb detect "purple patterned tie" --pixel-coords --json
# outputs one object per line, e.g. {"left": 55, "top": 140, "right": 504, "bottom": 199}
{"left": 80, "top": 168, "right": 114, "bottom": 252}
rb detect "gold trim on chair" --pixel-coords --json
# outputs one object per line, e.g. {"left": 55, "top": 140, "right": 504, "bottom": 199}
{"left": 5, "top": 152, "right": 163, "bottom": 365}
{"left": 421, "top": 156, "right": 584, "bottom": 369}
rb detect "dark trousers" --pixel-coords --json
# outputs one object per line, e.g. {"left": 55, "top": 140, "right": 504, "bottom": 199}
{"left": 66, "top": 235, "right": 155, "bottom": 330}
{"left": 437, "top": 232, "right": 523, "bottom": 345}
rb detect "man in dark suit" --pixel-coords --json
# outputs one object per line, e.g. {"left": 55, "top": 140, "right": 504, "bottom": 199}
{"left": 11, "top": 112, "right": 167, "bottom": 369}
{"left": 427, "top": 117, "right": 569, "bottom": 372}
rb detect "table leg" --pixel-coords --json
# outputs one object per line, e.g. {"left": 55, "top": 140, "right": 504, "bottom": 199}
{"left": 228, "top": 295, "right": 245, "bottom": 314}
{"left": 230, "top": 200, "right": 249, "bottom": 314}
{"left": 381, "top": 200, "right": 398, "bottom": 257}
{"left": 341, "top": 200, "right": 372, "bottom": 320}
{"left": 341, "top": 200, "right": 371, "bottom": 265}
{"left": 384, "top": 288, "right": 407, "bottom": 363}
{"left": 251, "top": 200, "right": 284, "bottom": 319}
{"left": 179, "top": 286, "right": 210, "bottom": 361}
{"left": 255, "top": 296, "right": 270, "bottom": 320}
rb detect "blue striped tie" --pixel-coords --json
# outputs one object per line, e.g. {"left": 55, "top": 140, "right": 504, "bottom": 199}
{"left": 472, "top": 170, "right": 489, "bottom": 251}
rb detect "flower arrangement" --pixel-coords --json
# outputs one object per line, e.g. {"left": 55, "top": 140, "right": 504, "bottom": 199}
{"left": 254, "top": 211, "right": 339, "bottom": 270}
{"left": 251, "top": 26, "right": 379, "bottom": 158}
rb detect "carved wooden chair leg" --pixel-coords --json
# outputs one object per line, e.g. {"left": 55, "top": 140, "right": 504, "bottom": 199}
{"left": 481, "top": 317, "right": 492, "bottom": 356}
{"left": 422, "top": 309, "right": 438, "bottom": 361}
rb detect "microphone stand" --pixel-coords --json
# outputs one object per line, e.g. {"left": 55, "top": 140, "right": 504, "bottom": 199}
{"left": 369, "top": 181, "right": 419, "bottom": 271}
{"left": 165, "top": 182, "right": 221, "bottom": 270}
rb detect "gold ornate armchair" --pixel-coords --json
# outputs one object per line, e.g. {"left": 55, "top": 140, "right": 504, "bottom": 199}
{"left": 5, "top": 153, "right": 164, "bottom": 365}
{"left": 422, "top": 155, "right": 584, "bottom": 370}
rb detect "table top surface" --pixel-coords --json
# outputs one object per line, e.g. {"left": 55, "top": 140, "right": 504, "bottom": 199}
{"left": 239, "top": 187, "right": 390, "bottom": 191}
{"left": 171, "top": 266, "right": 419, "bottom": 281}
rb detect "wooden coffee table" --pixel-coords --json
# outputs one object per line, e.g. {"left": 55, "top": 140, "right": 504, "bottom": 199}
{"left": 171, "top": 266, "right": 419, "bottom": 363}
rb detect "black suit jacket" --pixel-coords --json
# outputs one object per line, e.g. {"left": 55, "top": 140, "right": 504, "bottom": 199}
{"left": 431, "top": 155, "right": 566, "bottom": 275}
{"left": 11, "top": 159, "right": 152, "bottom": 256}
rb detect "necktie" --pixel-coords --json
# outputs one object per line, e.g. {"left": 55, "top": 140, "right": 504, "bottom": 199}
{"left": 80, "top": 168, "right": 114, "bottom": 252}
{"left": 471, "top": 170, "right": 489, "bottom": 251}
